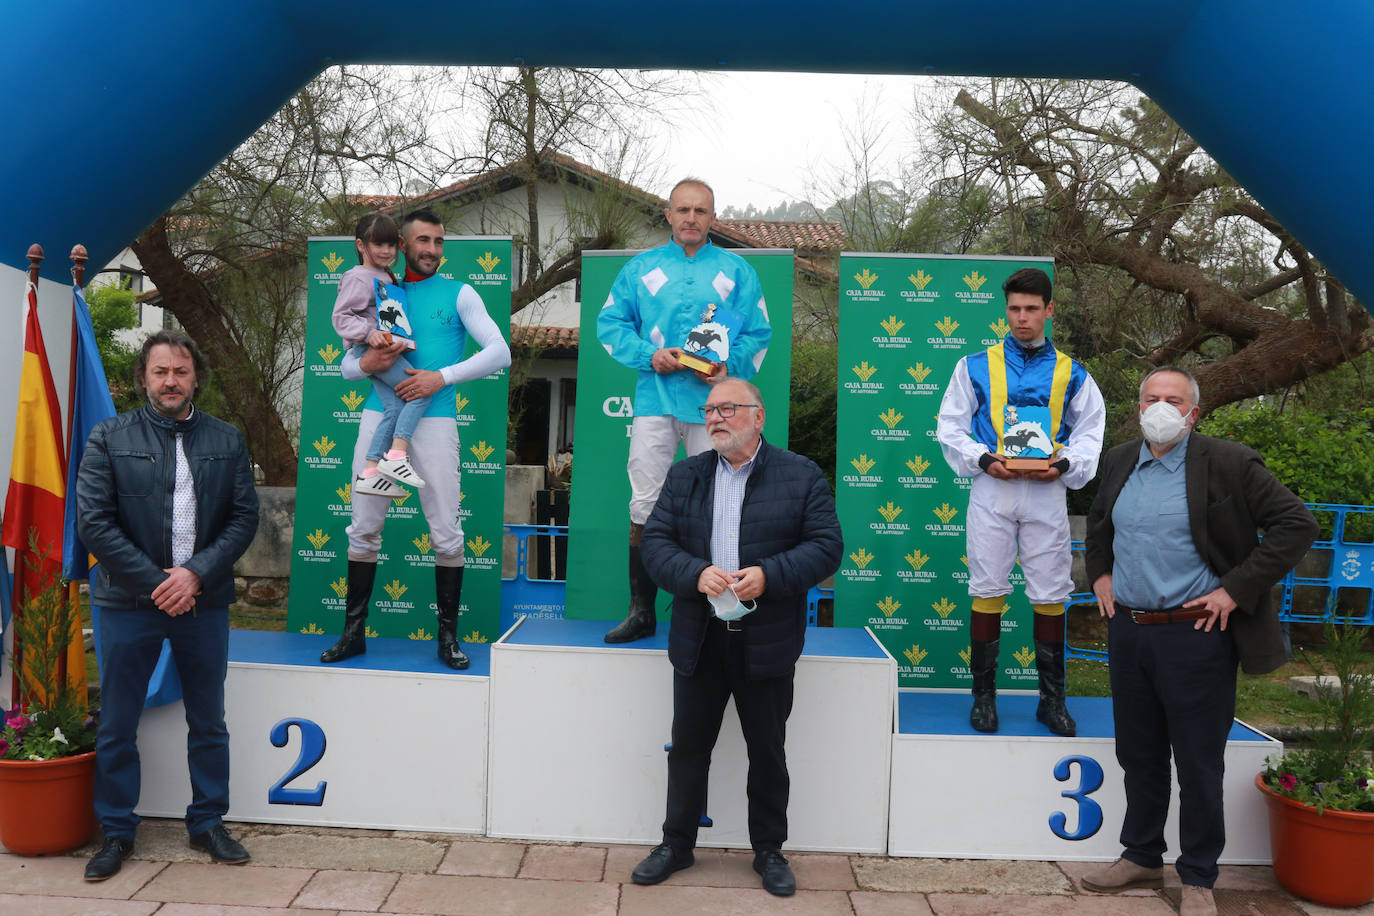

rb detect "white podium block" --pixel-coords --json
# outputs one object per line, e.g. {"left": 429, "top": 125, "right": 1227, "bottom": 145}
{"left": 888, "top": 691, "right": 1281, "bottom": 862}
{"left": 488, "top": 618, "right": 896, "bottom": 852}
{"left": 134, "top": 631, "right": 490, "bottom": 834}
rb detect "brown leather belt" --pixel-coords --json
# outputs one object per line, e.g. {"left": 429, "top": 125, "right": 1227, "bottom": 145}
{"left": 1121, "top": 605, "right": 1212, "bottom": 625}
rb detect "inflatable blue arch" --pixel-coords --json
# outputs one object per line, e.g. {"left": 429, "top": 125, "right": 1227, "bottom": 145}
{"left": 2, "top": 0, "right": 1371, "bottom": 311}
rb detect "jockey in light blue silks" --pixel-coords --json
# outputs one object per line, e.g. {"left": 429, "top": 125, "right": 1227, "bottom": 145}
{"left": 937, "top": 267, "right": 1105, "bottom": 737}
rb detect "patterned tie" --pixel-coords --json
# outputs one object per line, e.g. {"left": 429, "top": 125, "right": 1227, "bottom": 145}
{"left": 171, "top": 432, "right": 196, "bottom": 567}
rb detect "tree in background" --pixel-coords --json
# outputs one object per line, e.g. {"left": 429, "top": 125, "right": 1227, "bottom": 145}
{"left": 83, "top": 284, "right": 142, "bottom": 413}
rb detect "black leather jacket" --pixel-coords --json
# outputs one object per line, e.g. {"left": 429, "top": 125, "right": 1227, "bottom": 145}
{"left": 76, "top": 404, "right": 259, "bottom": 610}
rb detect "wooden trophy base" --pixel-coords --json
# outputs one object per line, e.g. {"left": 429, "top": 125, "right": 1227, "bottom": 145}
{"left": 1004, "top": 456, "right": 1051, "bottom": 471}
{"left": 677, "top": 351, "right": 716, "bottom": 374}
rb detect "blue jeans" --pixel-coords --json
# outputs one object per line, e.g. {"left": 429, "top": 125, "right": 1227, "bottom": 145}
{"left": 94, "top": 607, "right": 230, "bottom": 838}
{"left": 350, "top": 344, "right": 432, "bottom": 461}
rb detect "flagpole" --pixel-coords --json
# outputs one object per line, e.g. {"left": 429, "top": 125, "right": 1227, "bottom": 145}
{"left": 64, "top": 245, "right": 88, "bottom": 697}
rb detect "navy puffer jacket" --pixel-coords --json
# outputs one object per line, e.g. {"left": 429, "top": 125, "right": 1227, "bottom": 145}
{"left": 641, "top": 438, "right": 843, "bottom": 679}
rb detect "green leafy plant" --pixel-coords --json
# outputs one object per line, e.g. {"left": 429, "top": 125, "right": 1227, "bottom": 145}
{"left": 0, "top": 535, "right": 97, "bottom": 761}
{"left": 1262, "top": 617, "right": 1374, "bottom": 813}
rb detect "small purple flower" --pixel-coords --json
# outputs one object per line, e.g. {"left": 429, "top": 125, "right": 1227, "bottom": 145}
{"left": 1359, "top": 777, "right": 1369, "bottom": 791}
{"left": 4, "top": 713, "right": 29, "bottom": 732}
{"left": 1278, "top": 774, "right": 1298, "bottom": 792}
{"left": 0, "top": 737, "right": 8, "bottom": 756}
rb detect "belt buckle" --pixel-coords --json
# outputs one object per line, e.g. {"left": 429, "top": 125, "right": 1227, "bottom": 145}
{"left": 724, "top": 618, "right": 743, "bottom": 632}
{"left": 1129, "top": 608, "right": 1146, "bottom": 624}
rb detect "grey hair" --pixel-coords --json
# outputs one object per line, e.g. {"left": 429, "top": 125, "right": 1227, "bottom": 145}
{"left": 711, "top": 377, "right": 764, "bottom": 411}
{"left": 1139, "top": 366, "right": 1200, "bottom": 406}
{"left": 668, "top": 177, "right": 715, "bottom": 206}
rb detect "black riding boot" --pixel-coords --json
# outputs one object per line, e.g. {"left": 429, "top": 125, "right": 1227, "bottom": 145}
{"left": 436, "top": 564, "right": 470, "bottom": 670}
{"left": 969, "top": 638, "right": 1000, "bottom": 733}
{"left": 604, "top": 542, "right": 658, "bottom": 644}
{"left": 1034, "top": 639, "right": 1076, "bottom": 736}
{"left": 320, "top": 560, "right": 375, "bottom": 663}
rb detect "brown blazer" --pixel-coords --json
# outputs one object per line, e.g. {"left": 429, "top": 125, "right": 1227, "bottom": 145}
{"left": 1085, "top": 433, "right": 1318, "bottom": 675}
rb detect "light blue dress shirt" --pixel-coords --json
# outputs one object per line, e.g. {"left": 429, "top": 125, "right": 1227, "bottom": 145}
{"left": 710, "top": 440, "right": 760, "bottom": 573}
{"left": 1110, "top": 435, "right": 1221, "bottom": 610}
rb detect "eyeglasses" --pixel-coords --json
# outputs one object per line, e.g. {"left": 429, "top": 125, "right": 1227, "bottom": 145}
{"left": 699, "top": 402, "right": 760, "bottom": 419}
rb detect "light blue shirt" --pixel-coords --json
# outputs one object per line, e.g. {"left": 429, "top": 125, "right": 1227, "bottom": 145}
{"left": 1111, "top": 435, "right": 1222, "bottom": 609}
{"left": 710, "top": 440, "right": 760, "bottom": 572}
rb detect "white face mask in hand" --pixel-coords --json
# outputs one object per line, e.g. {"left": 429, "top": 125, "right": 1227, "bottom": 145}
{"left": 1140, "top": 400, "right": 1190, "bottom": 447}
{"left": 707, "top": 584, "right": 757, "bottom": 621}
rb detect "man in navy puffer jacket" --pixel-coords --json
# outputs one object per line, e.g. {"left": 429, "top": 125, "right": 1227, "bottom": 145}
{"left": 633, "top": 378, "right": 842, "bottom": 896}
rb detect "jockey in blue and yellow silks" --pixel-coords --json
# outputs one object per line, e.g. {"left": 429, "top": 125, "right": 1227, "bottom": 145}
{"left": 937, "top": 268, "right": 1105, "bottom": 737}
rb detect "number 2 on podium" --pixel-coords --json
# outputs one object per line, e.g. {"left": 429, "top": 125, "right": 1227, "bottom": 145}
{"left": 268, "top": 718, "right": 328, "bottom": 806}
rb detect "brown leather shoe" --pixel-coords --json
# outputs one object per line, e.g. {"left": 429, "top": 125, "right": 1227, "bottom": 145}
{"left": 1081, "top": 857, "right": 1164, "bottom": 893}
{"left": 1179, "top": 885, "right": 1217, "bottom": 916}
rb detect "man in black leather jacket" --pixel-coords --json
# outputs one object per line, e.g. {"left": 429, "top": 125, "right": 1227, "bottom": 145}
{"left": 76, "top": 331, "right": 258, "bottom": 881}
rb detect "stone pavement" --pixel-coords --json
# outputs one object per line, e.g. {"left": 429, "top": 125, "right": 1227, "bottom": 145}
{"left": 2, "top": 820, "right": 1369, "bottom": 915}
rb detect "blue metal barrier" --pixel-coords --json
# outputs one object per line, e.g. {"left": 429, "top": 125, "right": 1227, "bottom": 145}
{"left": 501, "top": 524, "right": 833, "bottom": 632}
{"left": 1279, "top": 503, "right": 1374, "bottom": 625}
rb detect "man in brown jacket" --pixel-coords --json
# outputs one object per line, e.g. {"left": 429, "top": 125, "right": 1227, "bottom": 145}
{"left": 1082, "top": 366, "right": 1318, "bottom": 916}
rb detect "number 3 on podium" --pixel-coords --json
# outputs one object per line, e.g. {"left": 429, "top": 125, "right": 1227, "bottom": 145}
{"left": 1049, "top": 755, "right": 1103, "bottom": 840}
{"left": 268, "top": 718, "right": 328, "bottom": 806}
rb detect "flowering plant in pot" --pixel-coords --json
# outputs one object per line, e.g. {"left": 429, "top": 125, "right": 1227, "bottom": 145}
{"left": 1258, "top": 616, "right": 1374, "bottom": 907}
{"left": 0, "top": 541, "right": 100, "bottom": 855}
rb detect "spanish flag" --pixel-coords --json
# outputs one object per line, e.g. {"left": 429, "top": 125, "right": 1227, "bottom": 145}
{"left": 2, "top": 279, "right": 84, "bottom": 702}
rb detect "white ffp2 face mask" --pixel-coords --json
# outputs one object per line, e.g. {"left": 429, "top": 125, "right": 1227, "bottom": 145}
{"left": 1140, "top": 400, "right": 1190, "bottom": 446}
{"left": 707, "top": 585, "right": 757, "bottom": 621}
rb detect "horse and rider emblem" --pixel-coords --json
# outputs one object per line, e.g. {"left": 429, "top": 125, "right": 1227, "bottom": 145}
{"left": 681, "top": 302, "right": 737, "bottom": 363}
{"left": 374, "top": 279, "right": 417, "bottom": 350}
{"left": 1002, "top": 404, "right": 1054, "bottom": 461}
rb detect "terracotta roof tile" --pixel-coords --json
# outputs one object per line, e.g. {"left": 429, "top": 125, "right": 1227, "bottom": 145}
{"left": 715, "top": 219, "right": 847, "bottom": 251}
{"left": 511, "top": 325, "right": 579, "bottom": 350}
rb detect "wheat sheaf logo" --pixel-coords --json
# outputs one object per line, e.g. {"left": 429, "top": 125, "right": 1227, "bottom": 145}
{"left": 384, "top": 579, "right": 408, "bottom": 601}
{"left": 879, "top": 408, "right": 904, "bottom": 429}
{"left": 455, "top": 392, "right": 470, "bottom": 414}
{"left": 464, "top": 630, "right": 489, "bottom": 644}
{"left": 903, "top": 645, "right": 929, "bottom": 666}
{"left": 467, "top": 534, "right": 492, "bottom": 557}
{"left": 958, "top": 646, "right": 972, "bottom": 666}
{"left": 1014, "top": 646, "right": 1037, "bottom": 667}
{"left": 876, "top": 596, "right": 901, "bottom": 617}
{"left": 905, "top": 549, "right": 930, "bottom": 571}
{"left": 851, "top": 454, "right": 876, "bottom": 475}
{"left": 317, "top": 343, "right": 342, "bottom": 364}
{"left": 852, "top": 361, "right": 878, "bottom": 381}
{"left": 393, "top": 489, "right": 413, "bottom": 506}
{"left": 909, "top": 269, "right": 934, "bottom": 290}
{"left": 963, "top": 269, "right": 988, "bottom": 291}
{"left": 853, "top": 268, "right": 879, "bottom": 290}
{"left": 849, "top": 547, "right": 875, "bottom": 569}
{"left": 470, "top": 441, "right": 496, "bottom": 462}
{"left": 477, "top": 251, "right": 502, "bottom": 272}
{"left": 340, "top": 390, "right": 365, "bottom": 411}
{"left": 932, "top": 597, "right": 959, "bottom": 618}
{"left": 321, "top": 251, "right": 345, "bottom": 272}
{"left": 905, "top": 455, "right": 931, "bottom": 476}
{"left": 300, "top": 622, "right": 326, "bottom": 635}
{"left": 408, "top": 627, "right": 433, "bottom": 641}
{"left": 935, "top": 316, "right": 960, "bottom": 336}
{"left": 988, "top": 317, "right": 1011, "bottom": 337}
{"left": 306, "top": 529, "right": 330, "bottom": 550}
{"left": 328, "top": 577, "right": 348, "bottom": 598}
{"left": 365, "top": 625, "right": 379, "bottom": 638}
{"left": 335, "top": 484, "right": 352, "bottom": 504}
{"left": 933, "top": 503, "right": 960, "bottom": 524}
{"left": 961, "top": 554, "right": 969, "bottom": 567}
{"left": 878, "top": 501, "right": 903, "bottom": 523}
{"left": 906, "top": 363, "right": 932, "bottom": 383}
{"left": 312, "top": 435, "right": 336, "bottom": 457}
{"left": 880, "top": 315, "right": 905, "bottom": 336}
{"left": 413, "top": 533, "right": 432, "bottom": 554}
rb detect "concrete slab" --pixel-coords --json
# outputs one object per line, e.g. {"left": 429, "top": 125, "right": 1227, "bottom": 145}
{"left": 926, "top": 893, "right": 1175, "bottom": 914}
{"left": 853, "top": 858, "right": 1074, "bottom": 895}
{"left": 0, "top": 894, "right": 159, "bottom": 915}
{"left": 245, "top": 833, "right": 446, "bottom": 872}
{"left": 293, "top": 869, "right": 400, "bottom": 910}
{"left": 0, "top": 851, "right": 166, "bottom": 898}
{"left": 850, "top": 890, "right": 936, "bottom": 915}
{"left": 790, "top": 852, "right": 858, "bottom": 891}
{"left": 154, "top": 905, "right": 302, "bottom": 915}
{"left": 385, "top": 874, "right": 618, "bottom": 916}
{"left": 132, "top": 863, "right": 313, "bottom": 907}
{"left": 436, "top": 841, "right": 526, "bottom": 878}
{"left": 517, "top": 844, "right": 606, "bottom": 881}
{"left": 619, "top": 884, "right": 853, "bottom": 915}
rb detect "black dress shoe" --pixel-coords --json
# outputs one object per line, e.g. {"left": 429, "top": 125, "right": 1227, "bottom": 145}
{"left": 630, "top": 843, "right": 694, "bottom": 885}
{"left": 753, "top": 850, "right": 796, "bottom": 896}
{"left": 85, "top": 836, "right": 134, "bottom": 881}
{"left": 189, "top": 824, "right": 251, "bottom": 864}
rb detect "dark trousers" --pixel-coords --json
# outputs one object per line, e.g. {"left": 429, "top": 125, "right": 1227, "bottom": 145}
{"left": 1107, "top": 612, "right": 1238, "bottom": 888}
{"left": 663, "top": 619, "right": 794, "bottom": 853}
{"left": 94, "top": 607, "right": 231, "bottom": 838}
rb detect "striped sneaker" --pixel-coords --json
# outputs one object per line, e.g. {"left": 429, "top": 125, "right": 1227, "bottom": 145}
{"left": 353, "top": 473, "right": 407, "bottom": 499}
{"left": 376, "top": 455, "right": 426, "bottom": 488}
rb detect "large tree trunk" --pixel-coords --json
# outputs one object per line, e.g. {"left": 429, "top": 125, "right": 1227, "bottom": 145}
{"left": 131, "top": 216, "right": 298, "bottom": 484}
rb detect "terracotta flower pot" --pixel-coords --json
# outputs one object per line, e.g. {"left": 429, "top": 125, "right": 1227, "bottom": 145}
{"left": 1256, "top": 773, "right": 1374, "bottom": 907}
{"left": 0, "top": 751, "right": 98, "bottom": 856}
